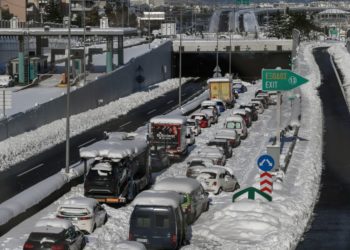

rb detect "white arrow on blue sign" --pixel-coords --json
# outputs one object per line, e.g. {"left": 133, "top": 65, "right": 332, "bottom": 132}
{"left": 257, "top": 154, "right": 275, "bottom": 172}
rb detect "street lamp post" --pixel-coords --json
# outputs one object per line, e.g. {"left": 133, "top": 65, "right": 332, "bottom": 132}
{"left": 229, "top": 29, "right": 232, "bottom": 76}
{"left": 148, "top": 1, "right": 151, "bottom": 49}
{"left": 65, "top": 1, "right": 72, "bottom": 173}
{"left": 82, "top": 0, "right": 86, "bottom": 86}
{"left": 179, "top": 7, "right": 183, "bottom": 108}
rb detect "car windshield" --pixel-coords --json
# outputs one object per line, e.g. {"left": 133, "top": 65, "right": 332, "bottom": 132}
{"left": 226, "top": 121, "right": 241, "bottom": 129}
{"left": 187, "top": 121, "right": 195, "bottom": 126}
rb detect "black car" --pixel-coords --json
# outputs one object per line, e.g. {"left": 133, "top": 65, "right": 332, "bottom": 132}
{"left": 23, "top": 219, "right": 85, "bottom": 250}
{"left": 207, "top": 138, "right": 233, "bottom": 158}
{"left": 239, "top": 104, "right": 258, "bottom": 121}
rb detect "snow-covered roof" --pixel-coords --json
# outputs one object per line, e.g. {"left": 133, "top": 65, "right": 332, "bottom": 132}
{"left": 207, "top": 77, "right": 230, "bottom": 83}
{"left": 59, "top": 197, "right": 98, "bottom": 211}
{"left": 215, "top": 129, "right": 237, "bottom": 140}
{"left": 318, "top": 9, "right": 350, "bottom": 15}
{"left": 225, "top": 115, "right": 244, "bottom": 122}
{"left": 79, "top": 136, "right": 147, "bottom": 159}
{"left": 232, "top": 109, "right": 247, "bottom": 116}
{"left": 116, "top": 240, "right": 146, "bottom": 250}
{"left": 190, "top": 112, "right": 208, "bottom": 118}
{"left": 201, "top": 100, "right": 217, "bottom": 106}
{"left": 197, "top": 147, "right": 223, "bottom": 158}
{"left": 232, "top": 79, "right": 242, "bottom": 84}
{"left": 187, "top": 156, "right": 214, "bottom": 165}
{"left": 34, "top": 219, "right": 72, "bottom": 232}
{"left": 153, "top": 177, "right": 201, "bottom": 194}
{"left": 133, "top": 190, "right": 182, "bottom": 209}
{"left": 150, "top": 115, "right": 187, "bottom": 125}
{"left": 199, "top": 166, "right": 227, "bottom": 175}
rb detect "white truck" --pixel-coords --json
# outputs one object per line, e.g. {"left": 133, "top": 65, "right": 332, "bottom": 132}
{"left": 149, "top": 115, "right": 189, "bottom": 159}
{"left": 80, "top": 132, "right": 151, "bottom": 204}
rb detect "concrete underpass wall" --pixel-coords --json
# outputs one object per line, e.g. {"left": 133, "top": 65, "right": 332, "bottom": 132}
{"left": 173, "top": 51, "right": 291, "bottom": 81}
{"left": 0, "top": 41, "right": 172, "bottom": 141}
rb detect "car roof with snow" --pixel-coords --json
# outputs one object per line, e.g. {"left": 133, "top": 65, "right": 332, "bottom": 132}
{"left": 201, "top": 100, "right": 217, "bottom": 106}
{"left": 214, "top": 129, "right": 238, "bottom": 139}
{"left": 190, "top": 112, "right": 208, "bottom": 119}
{"left": 79, "top": 134, "right": 148, "bottom": 159}
{"left": 225, "top": 115, "right": 244, "bottom": 122}
{"left": 150, "top": 115, "right": 187, "bottom": 125}
{"left": 115, "top": 240, "right": 147, "bottom": 250}
{"left": 197, "top": 147, "right": 224, "bottom": 157}
{"left": 199, "top": 166, "right": 228, "bottom": 175}
{"left": 207, "top": 77, "right": 231, "bottom": 83}
{"left": 33, "top": 219, "right": 73, "bottom": 234}
{"left": 153, "top": 177, "right": 201, "bottom": 194}
{"left": 132, "top": 190, "right": 182, "bottom": 209}
{"left": 58, "top": 197, "right": 98, "bottom": 212}
{"left": 232, "top": 109, "right": 247, "bottom": 115}
{"left": 200, "top": 109, "right": 214, "bottom": 116}
{"left": 186, "top": 118, "right": 197, "bottom": 124}
{"left": 187, "top": 156, "right": 214, "bottom": 164}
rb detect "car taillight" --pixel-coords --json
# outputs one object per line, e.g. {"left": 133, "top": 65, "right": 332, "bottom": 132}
{"left": 79, "top": 216, "right": 92, "bottom": 220}
{"left": 170, "top": 234, "right": 177, "bottom": 246}
{"left": 129, "top": 232, "right": 133, "bottom": 240}
{"left": 51, "top": 244, "right": 65, "bottom": 250}
{"left": 213, "top": 182, "right": 217, "bottom": 186}
{"left": 23, "top": 242, "right": 34, "bottom": 250}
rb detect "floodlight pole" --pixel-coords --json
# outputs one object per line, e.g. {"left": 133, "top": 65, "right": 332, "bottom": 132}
{"left": 83, "top": 0, "right": 86, "bottom": 86}
{"left": 179, "top": 7, "right": 183, "bottom": 108}
{"left": 65, "top": 1, "right": 72, "bottom": 174}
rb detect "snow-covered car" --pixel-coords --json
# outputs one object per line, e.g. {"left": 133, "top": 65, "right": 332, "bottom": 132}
{"left": 224, "top": 115, "right": 248, "bottom": 139}
{"left": 0, "top": 75, "right": 14, "bottom": 87}
{"left": 23, "top": 219, "right": 86, "bottom": 250}
{"left": 252, "top": 97, "right": 268, "bottom": 109}
{"left": 186, "top": 157, "right": 216, "bottom": 178}
{"left": 232, "top": 108, "right": 252, "bottom": 127}
{"left": 196, "top": 167, "right": 240, "bottom": 195}
{"left": 214, "top": 129, "right": 241, "bottom": 147}
{"left": 249, "top": 100, "right": 264, "bottom": 114}
{"left": 207, "top": 138, "right": 233, "bottom": 158}
{"left": 186, "top": 124, "right": 196, "bottom": 146}
{"left": 239, "top": 104, "right": 258, "bottom": 121}
{"left": 115, "top": 240, "right": 146, "bottom": 250}
{"left": 232, "top": 83, "right": 247, "bottom": 94}
{"left": 201, "top": 100, "right": 221, "bottom": 114}
{"left": 211, "top": 98, "right": 227, "bottom": 113}
{"left": 201, "top": 108, "right": 218, "bottom": 124}
{"left": 153, "top": 177, "right": 210, "bottom": 224}
{"left": 196, "top": 146, "right": 226, "bottom": 166}
{"left": 186, "top": 118, "right": 201, "bottom": 136}
{"left": 190, "top": 112, "right": 211, "bottom": 128}
{"left": 56, "top": 197, "right": 107, "bottom": 234}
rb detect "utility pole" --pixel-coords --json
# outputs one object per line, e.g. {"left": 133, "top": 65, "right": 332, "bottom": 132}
{"left": 65, "top": 1, "right": 72, "bottom": 174}
{"left": 148, "top": 0, "right": 151, "bottom": 49}
{"left": 229, "top": 28, "right": 232, "bottom": 76}
{"left": 179, "top": 7, "right": 183, "bottom": 108}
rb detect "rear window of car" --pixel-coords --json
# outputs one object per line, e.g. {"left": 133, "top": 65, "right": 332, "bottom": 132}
{"left": 136, "top": 215, "right": 152, "bottom": 228}
{"left": 187, "top": 121, "right": 195, "bottom": 126}
{"left": 29, "top": 232, "right": 63, "bottom": 242}
{"left": 226, "top": 121, "right": 241, "bottom": 129}
{"left": 200, "top": 172, "right": 217, "bottom": 179}
{"left": 155, "top": 214, "right": 170, "bottom": 228}
{"left": 58, "top": 207, "right": 89, "bottom": 217}
{"left": 189, "top": 161, "right": 205, "bottom": 167}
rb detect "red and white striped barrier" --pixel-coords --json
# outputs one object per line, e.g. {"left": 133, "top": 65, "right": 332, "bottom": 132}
{"left": 260, "top": 172, "right": 273, "bottom": 194}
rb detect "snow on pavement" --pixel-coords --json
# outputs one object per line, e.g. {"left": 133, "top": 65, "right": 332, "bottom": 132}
{"left": 0, "top": 77, "right": 193, "bottom": 172}
{"left": 0, "top": 44, "right": 324, "bottom": 250}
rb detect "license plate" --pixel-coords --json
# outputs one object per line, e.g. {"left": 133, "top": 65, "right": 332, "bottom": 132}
{"left": 136, "top": 238, "right": 148, "bottom": 243}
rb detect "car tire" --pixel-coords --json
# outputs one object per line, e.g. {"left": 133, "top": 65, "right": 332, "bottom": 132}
{"left": 235, "top": 183, "right": 240, "bottom": 190}
{"left": 93, "top": 224, "right": 96, "bottom": 232}
{"left": 81, "top": 237, "right": 86, "bottom": 250}
{"left": 104, "top": 214, "right": 108, "bottom": 224}
{"left": 215, "top": 187, "right": 222, "bottom": 195}
{"left": 204, "top": 201, "right": 210, "bottom": 211}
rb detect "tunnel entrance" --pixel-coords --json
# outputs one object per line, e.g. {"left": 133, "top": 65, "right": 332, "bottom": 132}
{"left": 172, "top": 51, "right": 291, "bottom": 81}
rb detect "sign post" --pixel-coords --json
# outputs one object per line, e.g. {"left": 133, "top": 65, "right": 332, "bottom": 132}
{"left": 257, "top": 154, "right": 274, "bottom": 197}
{"left": 262, "top": 69, "right": 308, "bottom": 146}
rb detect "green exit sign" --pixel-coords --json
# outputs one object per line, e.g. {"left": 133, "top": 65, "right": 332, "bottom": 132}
{"left": 262, "top": 69, "right": 309, "bottom": 91}
{"left": 236, "top": 0, "right": 250, "bottom": 5}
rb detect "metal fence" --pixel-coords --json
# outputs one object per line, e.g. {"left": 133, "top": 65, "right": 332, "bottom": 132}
{"left": 0, "top": 41, "right": 172, "bottom": 141}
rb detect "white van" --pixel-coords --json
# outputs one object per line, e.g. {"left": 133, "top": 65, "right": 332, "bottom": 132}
{"left": 223, "top": 115, "right": 248, "bottom": 139}
{"left": 153, "top": 177, "right": 210, "bottom": 224}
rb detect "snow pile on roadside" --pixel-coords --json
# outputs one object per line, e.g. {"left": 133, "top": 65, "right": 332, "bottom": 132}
{"left": 184, "top": 43, "right": 323, "bottom": 249}
{"left": 0, "top": 78, "right": 193, "bottom": 172}
{"left": 328, "top": 44, "right": 350, "bottom": 102}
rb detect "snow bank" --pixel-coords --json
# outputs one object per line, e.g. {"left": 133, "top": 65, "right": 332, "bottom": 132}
{"left": 0, "top": 78, "right": 193, "bottom": 172}
{"left": 328, "top": 44, "right": 350, "bottom": 107}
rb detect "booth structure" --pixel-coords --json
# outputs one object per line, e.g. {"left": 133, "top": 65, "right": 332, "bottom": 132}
{"left": 9, "top": 56, "right": 48, "bottom": 83}
{"left": 0, "top": 17, "right": 137, "bottom": 84}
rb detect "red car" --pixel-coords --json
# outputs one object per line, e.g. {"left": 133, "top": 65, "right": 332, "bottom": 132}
{"left": 232, "top": 109, "right": 252, "bottom": 127}
{"left": 190, "top": 113, "right": 211, "bottom": 128}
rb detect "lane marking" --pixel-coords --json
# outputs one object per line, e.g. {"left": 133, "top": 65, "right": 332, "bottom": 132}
{"left": 147, "top": 109, "right": 157, "bottom": 115}
{"left": 17, "top": 163, "right": 44, "bottom": 177}
{"left": 120, "top": 121, "right": 132, "bottom": 128}
{"left": 167, "top": 100, "right": 174, "bottom": 104}
{"left": 78, "top": 138, "right": 96, "bottom": 148}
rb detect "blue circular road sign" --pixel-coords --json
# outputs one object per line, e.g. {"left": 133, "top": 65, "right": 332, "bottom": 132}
{"left": 257, "top": 154, "right": 275, "bottom": 172}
